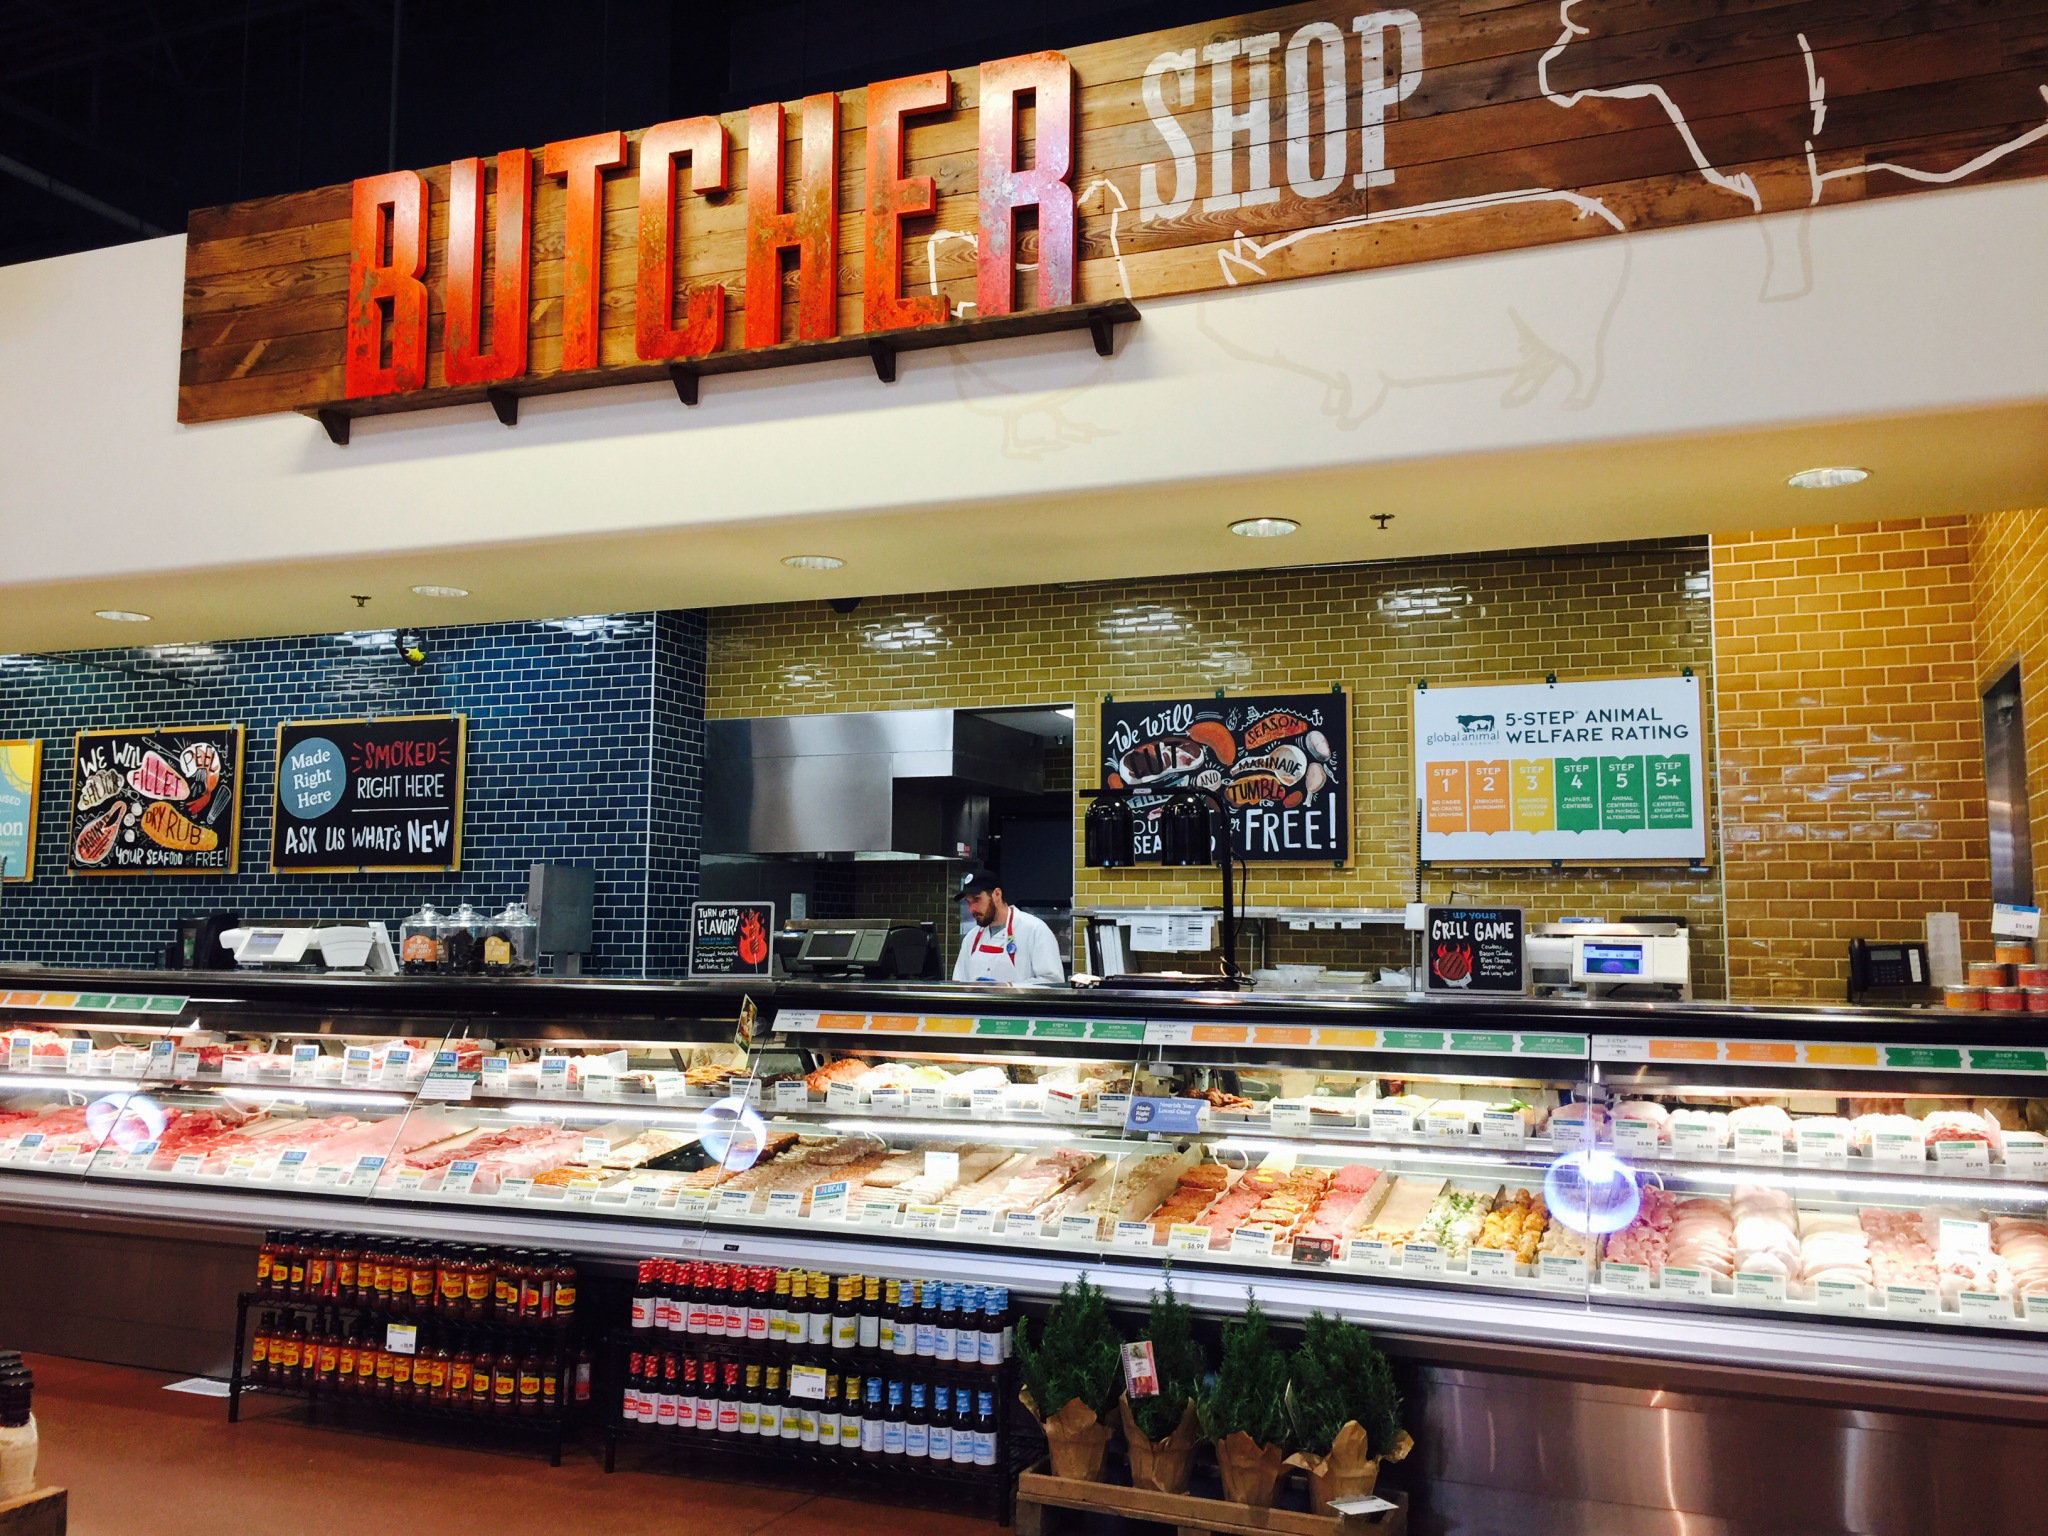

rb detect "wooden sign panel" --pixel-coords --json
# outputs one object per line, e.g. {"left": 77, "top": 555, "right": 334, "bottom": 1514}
{"left": 272, "top": 715, "right": 465, "bottom": 874}
{"left": 70, "top": 726, "right": 244, "bottom": 875}
{"left": 180, "top": 2, "right": 2048, "bottom": 427}
{"left": 1101, "top": 691, "right": 1347, "bottom": 863}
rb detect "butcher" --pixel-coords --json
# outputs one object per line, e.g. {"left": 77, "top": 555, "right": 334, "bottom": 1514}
{"left": 952, "top": 869, "right": 1066, "bottom": 987}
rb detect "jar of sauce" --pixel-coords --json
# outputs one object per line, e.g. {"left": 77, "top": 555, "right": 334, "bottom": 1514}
{"left": 465, "top": 1246, "right": 494, "bottom": 1318}
{"left": 551, "top": 1254, "right": 577, "bottom": 1325}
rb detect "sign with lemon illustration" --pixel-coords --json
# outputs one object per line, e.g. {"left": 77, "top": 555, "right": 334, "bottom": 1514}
{"left": 0, "top": 740, "right": 41, "bottom": 882}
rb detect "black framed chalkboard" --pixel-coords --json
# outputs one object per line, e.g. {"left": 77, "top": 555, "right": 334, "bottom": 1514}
{"left": 69, "top": 725, "right": 245, "bottom": 875}
{"left": 1424, "top": 906, "right": 1527, "bottom": 994}
{"left": 1100, "top": 692, "right": 1348, "bottom": 864}
{"left": 271, "top": 715, "right": 466, "bottom": 874}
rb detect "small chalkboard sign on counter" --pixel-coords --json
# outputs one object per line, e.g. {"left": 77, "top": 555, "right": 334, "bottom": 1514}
{"left": 272, "top": 715, "right": 465, "bottom": 874}
{"left": 689, "top": 901, "right": 774, "bottom": 978}
{"left": 1425, "top": 906, "right": 1527, "bottom": 994}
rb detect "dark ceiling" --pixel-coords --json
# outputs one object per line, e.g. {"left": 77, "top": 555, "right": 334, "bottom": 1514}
{"left": 0, "top": 0, "right": 1226, "bottom": 268}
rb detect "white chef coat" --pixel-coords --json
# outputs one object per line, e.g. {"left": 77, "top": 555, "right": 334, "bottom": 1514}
{"left": 953, "top": 904, "right": 1066, "bottom": 986}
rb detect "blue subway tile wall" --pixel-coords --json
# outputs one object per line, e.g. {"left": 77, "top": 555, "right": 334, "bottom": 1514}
{"left": 0, "top": 614, "right": 705, "bottom": 975}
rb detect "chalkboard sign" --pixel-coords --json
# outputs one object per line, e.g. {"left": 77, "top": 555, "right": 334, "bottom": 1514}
{"left": 69, "top": 725, "right": 244, "bottom": 875}
{"left": 1100, "top": 692, "right": 1348, "bottom": 864}
{"left": 0, "top": 740, "right": 40, "bottom": 882}
{"left": 272, "top": 715, "right": 466, "bottom": 873}
{"left": 1424, "top": 906, "right": 1527, "bottom": 994}
{"left": 690, "top": 902, "right": 775, "bottom": 978}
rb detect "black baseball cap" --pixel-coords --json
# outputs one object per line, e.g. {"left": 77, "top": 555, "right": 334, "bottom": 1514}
{"left": 958, "top": 869, "right": 1000, "bottom": 896}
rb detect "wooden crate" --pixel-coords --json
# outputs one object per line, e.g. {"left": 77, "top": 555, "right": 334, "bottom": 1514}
{"left": 0, "top": 1487, "right": 66, "bottom": 1536}
{"left": 1016, "top": 1466, "right": 1404, "bottom": 1536}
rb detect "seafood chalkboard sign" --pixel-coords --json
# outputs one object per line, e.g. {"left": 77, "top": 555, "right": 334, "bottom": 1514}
{"left": 271, "top": 715, "right": 466, "bottom": 874}
{"left": 69, "top": 725, "right": 245, "bottom": 875}
{"left": 1100, "top": 692, "right": 1348, "bottom": 864}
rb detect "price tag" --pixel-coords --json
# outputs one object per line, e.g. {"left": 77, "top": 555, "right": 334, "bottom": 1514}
{"left": 393, "top": 1167, "right": 426, "bottom": 1193}
{"left": 1871, "top": 1132, "right": 1925, "bottom": 1167}
{"left": 9, "top": 1133, "right": 42, "bottom": 1162}
{"left": 578, "top": 1134, "right": 609, "bottom": 1162}
{"left": 868, "top": 1086, "right": 907, "bottom": 1113}
{"left": 826, "top": 1081, "right": 861, "bottom": 1109}
{"left": 1935, "top": 1140, "right": 1991, "bottom": 1174}
{"left": 272, "top": 1149, "right": 307, "bottom": 1182}
{"left": 145, "top": 1040, "right": 173, "bottom": 1077}
{"left": 480, "top": 1057, "right": 509, "bottom": 1092}
{"left": 923, "top": 1150, "right": 959, "bottom": 1185}
{"left": 1044, "top": 1087, "right": 1085, "bottom": 1122}
{"left": 1349, "top": 1237, "right": 1394, "bottom": 1270}
{"left": 1611, "top": 1119, "right": 1661, "bottom": 1157}
{"left": 1939, "top": 1218, "right": 1992, "bottom": 1256}
{"left": 1733, "top": 1271, "right": 1787, "bottom": 1304}
{"left": 626, "top": 1184, "right": 663, "bottom": 1209}
{"left": 1113, "top": 1220, "right": 1154, "bottom": 1249}
{"left": 787, "top": 1365, "right": 827, "bottom": 1402}
{"left": 1369, "top": 1106, "right": 1415, "bottom": 1138}
{"left": 906, "top": 1085, "right": 943, "bottom": 1115}
{"left": 1732, "top": 1125, "right": 1785, "bottom": 1162}
{"left": 526, "top": 1181, "right": 567, "bottom": 1203}
{"left": 1059, "top": 1214, "right": 1100, "bottom": 1242}
{"left": 955, "top": 1207, "right": 996, "bottom": 1234}
{"left": 775, "top": 1081, "right": 809, "bottom": 1110}
{"left": 173, "top": 1050, "right": 199, "bottom": 1080}
{"left": 862, "top": 1200, "right": 900, "bottom": 1227}
{"left": 809, "top": 1180, "right": 849, "bottom": 1222}
{"left": 1957, "top": 1291, "right": 2012, "bottom": 1321}
{"left": 1467, "top": 1248, "right": 1516, "bottom": 1279}
{"left": 5, "top": 1037, "right": 29, "bottom": 1071}
{"left": 716, "top": 1189, "right": 755, "bottom": 1216}
{"left": 766, "top": 1189, "right": 803, "bottom": 1219}
{"left": 538, "top": 1057, "right": 570, "bottom": 1093}
{"left": 672, "top": 1190, "right": 711, "bottom": 1216}
{"left": 380, "top": 1047, "right": 413, "bottom": 1084}
{"left": 350, "top": 1155, "right": 385, "bottom": 1189}
{"left": 1659, "top": 1266, "right": 1712, "bottom": 1298}
{"left": 581, "top": 1069, "right": 618, "bottom": 1099}
{"left": 1538, "top": 1254, "right": 1589, "bottom": 1288}
{"left": 1424, "top": 1112, "right": 1469, "bottom": 1140}
{"left": 1005, "top": 1212, "right": 1041, "bottom": 1238}
{"left": 2004, "top": 1132, "right": 2048, "bottom": 1176}
{"left": 1814, "top": 1278, "right": 1868, "bottom": 1310}
{"left": 111, "top": 1046, "right": 147, "bottom": 1077}
{"left": 1795, "top": 1128, "right": 1848, "bottom": 1168}
{"left": 2024, "top": 1294, "right": 2048, "bottom": 1327}
{"left": 1269, "top": 1100, "right": 1310, "bottom": 1130}
{"left": 565, "top": 1178, "right": 602, "bottom": 1204}
{"left": 902, "top": 1204, "right": 944, "bottom": 1232}
{"left": 1401, "top": 1240, "right": 1444, "bottom": 1274}
{"left": 1884, "top": 1283, "right": 1939, "bottom": 1318}
{"left": 1479, "top": 1110, "right": 1527, "bottom": 1145}
{"left": 1095, "top": 1093, "right": 1130, "bottom": 1125}
{"left": 1230, "top": 1226, "right": 1277, "bottom": 1260}
{"left": 441, "top": 1160, "right": 480, "bottom": 1196}
{"left": 1601, "top": 1261, "right": 1650, "bottom": 1293}
{"left": 226, "top": 1154, "right": 259, "bottom": 1180}
{"left": 312, "top": 1163, "right": 344, "bottom": 1188}
{"left": 1165, "top": 1223, "right": 1212, "bottom": 1254}
{"left": 172, "top": 1153, "right": 203, "bottom": 1176}
{"left": 59, "top": 1039, "right": 89, "bottom": 1074}
{"left": 1670, "top": 1122, "right": 1721, "bottom": 1156}
{"left": 385, "top": 1324, "right": 417, "bottom": 1356}
{"left": 288, "top": 1043, "right": 320, "bottom": 1082}
{"left": 969, "top": 1087, "right": 1006, "bottom": 1119}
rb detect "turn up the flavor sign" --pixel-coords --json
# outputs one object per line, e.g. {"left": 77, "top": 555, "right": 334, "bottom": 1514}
{"left": 1415, "top": 678, "right": 1705, "bottom": 865}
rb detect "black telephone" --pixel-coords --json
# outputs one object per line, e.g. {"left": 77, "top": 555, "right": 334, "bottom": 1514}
{"left": 1847, "top": 938, "right": 1934, "bottom": 1005}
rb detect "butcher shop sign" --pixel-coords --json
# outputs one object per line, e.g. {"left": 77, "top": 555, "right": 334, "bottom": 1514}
{"left": 69, "top": 726, "right": 245, "bottom": 876}
{"left": 1101, "top": 692, "right": 1348, "bottom": 864}
{"left": 181, "top": 3, "right": 2048, "bottom": 430}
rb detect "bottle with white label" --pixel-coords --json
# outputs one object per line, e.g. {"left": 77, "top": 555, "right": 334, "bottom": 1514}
{"left": 881, "top": 1380, "right": 907, "bottom": 1455}
{"left": 928, "top": 1383, "right": 954, "bottom": 1462}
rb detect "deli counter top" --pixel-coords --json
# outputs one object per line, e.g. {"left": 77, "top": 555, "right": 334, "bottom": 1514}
{"left": 5, "top": 966, "right": 2048, "bottom": 1412}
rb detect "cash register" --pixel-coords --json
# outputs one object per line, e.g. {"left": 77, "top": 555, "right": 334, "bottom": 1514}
{"left": 775, "top": 918, "right": 940, "bottom": 980}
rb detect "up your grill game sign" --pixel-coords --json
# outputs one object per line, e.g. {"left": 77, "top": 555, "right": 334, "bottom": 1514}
{"left": 180, "top": 3, "right": 2048, "bottom": 427}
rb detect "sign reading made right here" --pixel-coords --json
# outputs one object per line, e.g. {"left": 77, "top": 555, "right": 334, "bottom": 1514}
{"left": 1415, "top": 678, "right": 1705, "bottom": 866}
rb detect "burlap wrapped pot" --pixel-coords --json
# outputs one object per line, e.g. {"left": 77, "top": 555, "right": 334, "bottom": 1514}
{"left": 1023, "top": 1391, "right": 1114, "bottom": 1482}
{"left": 1286, "top": 1420, "right": 1380, "bottom": 1509}
{"left": 1213, "top": 1429, "right": 1287, "bottom": 1508}
{"left": 1119, "top": 1396, "right": 1200, "bottom": 1494}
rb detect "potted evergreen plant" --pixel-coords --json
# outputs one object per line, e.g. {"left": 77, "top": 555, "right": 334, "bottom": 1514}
{"left": 1117, "top": 1266, "right": 1206, "bottom": 1493}
{"left": 1197, "top": 1293, "right": 1292, "bottom": 1507}
{"left": 1015, "top": 1274, "right": 1124, "bottom": 1480}
{"left": 1284, "top": 1312, "right": 1413, "bottom": 1508}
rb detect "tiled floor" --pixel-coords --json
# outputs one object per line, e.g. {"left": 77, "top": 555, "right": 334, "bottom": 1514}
{"left": 21, "top": 1353, "right": 1004, "bottom": 1536}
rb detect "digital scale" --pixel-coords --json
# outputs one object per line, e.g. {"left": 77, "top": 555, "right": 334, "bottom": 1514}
{"left": 219, "top": 922, "right": 397, "bottom": 974}
{"left": 1528, "top": 922, "right": 1692, "bottom": 1000}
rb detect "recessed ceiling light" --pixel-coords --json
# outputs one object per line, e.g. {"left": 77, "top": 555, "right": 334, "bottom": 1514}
{"left": 411, "top": 585, "right": 469, "bottom": 598}
{"left": 1229, "top": 517, "right": 1299, "bottom": 538}
{"left": 1786, "top": 466, "right": 1869, "bottom": 490}
{"left": 94, "top": 610, "right": 151, "bottom": 622}
{"left": 782, "top": 555, "right": 845, "bottom": 571}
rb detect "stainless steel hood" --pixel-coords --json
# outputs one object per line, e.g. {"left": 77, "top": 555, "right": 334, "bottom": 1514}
{"left": 705, "top": 709, "right": 1044, "bottom": 858}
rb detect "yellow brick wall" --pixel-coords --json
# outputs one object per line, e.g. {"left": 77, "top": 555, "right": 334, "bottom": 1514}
{"left": 1970, "top": 506, "right": 2048, "bottom": 916}
{"left": 1710, "top": 518, "right": 1989, "bottom": 998}
{"left": 707, "top": 542, "right": 1727, "bottom": 995}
